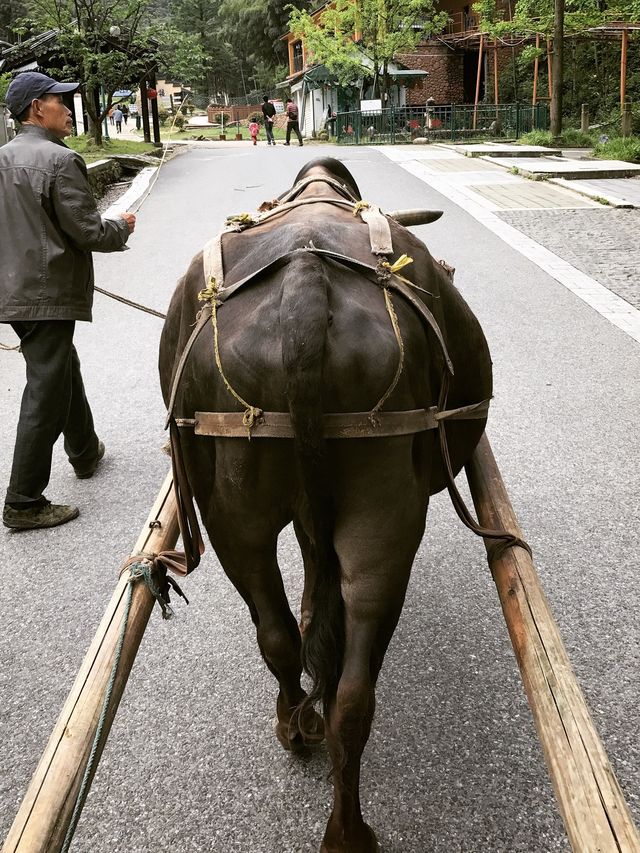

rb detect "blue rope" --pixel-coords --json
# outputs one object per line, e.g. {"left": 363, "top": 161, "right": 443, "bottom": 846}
{"left": 60, "top": 560, "right": 172, "bottom": 852}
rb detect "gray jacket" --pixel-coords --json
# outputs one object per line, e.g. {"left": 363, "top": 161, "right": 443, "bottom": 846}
{"left": 0, "top": 125, "right": 130, "bottom": 322}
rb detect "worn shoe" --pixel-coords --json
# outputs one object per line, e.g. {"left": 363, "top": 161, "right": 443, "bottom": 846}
{"left": 283, "top": 142, "right": 290, "bottom": 146}
{"left": 73, "top": 440, "right": 105, "bottom": 479}
{"left": 3, "top": 501, "right": 79, "bottom": 530}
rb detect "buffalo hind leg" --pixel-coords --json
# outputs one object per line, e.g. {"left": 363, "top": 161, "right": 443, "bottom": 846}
{"left": 210, "top": 527, "right": 324, "bottom": 752}
{"left": 320, "top": 443, "right": 429, "bottom": 852}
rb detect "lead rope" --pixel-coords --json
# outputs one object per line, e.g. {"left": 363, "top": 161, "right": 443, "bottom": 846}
{"left": 197, "top": 277, "right": 262, "bottom": 435}
{"left": 368, "top": 256, "right": 415, "bottom": 424}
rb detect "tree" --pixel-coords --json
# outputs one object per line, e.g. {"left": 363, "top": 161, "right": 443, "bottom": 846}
{"left": 18, "top": 0, "right": 202, "bottom": 144}
{"left": 473, "top": 0, "right": 640, "bottom": 127}
{"left": 288, "top": 0, "right": 449, "bottom": 105}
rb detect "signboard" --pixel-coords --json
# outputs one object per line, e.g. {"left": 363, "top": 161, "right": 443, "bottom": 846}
{"left": 360, "top": 98, "right": 382, "bottom": 115}
{"left": 271, "top": 99, "right": 285, "bottom": 114}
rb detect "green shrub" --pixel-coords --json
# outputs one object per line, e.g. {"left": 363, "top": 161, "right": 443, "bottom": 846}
{"left": 214, "top": 111, "right": 230, "bottom": 124}
{"left": 157, "top": 104, "right": 169, "bottom": 126}
{"left": 560, "top": 127, "right": 594, "bottom": 147}
{"left": 173, "top": 113, "right": 187, "bottom": 131}
{"left": 247, "top": 110, "right": 263, "bottom": 125}
{"left": 593, "top": 135, "right": 640, "bottom": 163}
{"left": 519, "top": 130, "right": 554, "bottom": 146}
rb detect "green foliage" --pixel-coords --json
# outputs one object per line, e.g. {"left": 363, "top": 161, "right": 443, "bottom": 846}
{"left": 560, "top": 127, "right": 595, "bottom": 146}
{"left": 593, "top": 135, "right": 640, "bottom": 162}
{"left": 0, "top": 72, "right": 11, "bottom": 103}
{"left": 519, "top": 127, "right": 595, "bottom": 146}
{"left": 157, "top": 104, "right": 170, "bottom": 125}
{"left": 214, "top": 111, "right": 230, "bottom": 123}
{"left": 173, "top": 111, "right": 187, "bottom": 130}
{"left": 247, "top": 110, "right": 263, "bottom": 124}
{"left": 288, "top": 0, "right": 449, "bottom": 93}
{"left": 518, "top": 130, "right": 554, "bottom": 146}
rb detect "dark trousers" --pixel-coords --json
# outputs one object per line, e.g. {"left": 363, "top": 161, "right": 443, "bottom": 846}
{"left": 265, "top": 121, "right": 275, "bottom": 144}
{"left": 6, "top": 321, "right": 99, "bottom": 507}
{"left": 286, "top": 121, "right": 303, "bottom": 144}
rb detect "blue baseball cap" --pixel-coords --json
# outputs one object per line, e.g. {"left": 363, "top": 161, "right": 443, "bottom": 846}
{"left": 6, "top": 71, "right": 79, "bottom": 118}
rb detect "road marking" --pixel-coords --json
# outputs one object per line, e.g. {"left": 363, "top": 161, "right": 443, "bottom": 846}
{"left": 379, "top": 150, "right": 640, "bottom": 345}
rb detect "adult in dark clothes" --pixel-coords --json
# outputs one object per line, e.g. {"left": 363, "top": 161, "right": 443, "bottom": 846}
{"left": 284, "top": 98, "right": 303, "bottom": 146}
{"left": 261, "top": 95, "right": 276, "bottom": 146}
{"left": 0, "top": 72, "right": 136, "bottom": 529}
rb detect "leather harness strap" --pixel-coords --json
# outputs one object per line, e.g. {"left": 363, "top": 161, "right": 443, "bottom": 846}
{"left": 173, "top": 401, "right": 490, "bottom": 439}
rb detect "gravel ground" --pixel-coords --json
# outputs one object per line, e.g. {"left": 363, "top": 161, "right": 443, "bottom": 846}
{"left": 96, "top": 180, "right": 132, "bottom": 213}
{"left": 497, "top": 208, "right": 640, "bottom": 310}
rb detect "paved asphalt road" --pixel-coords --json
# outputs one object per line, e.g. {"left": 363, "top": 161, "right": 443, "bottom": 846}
{"left": 1, "top": 144, "right": 638, "bottom": 853}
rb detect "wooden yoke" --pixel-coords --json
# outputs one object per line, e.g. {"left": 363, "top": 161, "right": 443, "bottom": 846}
{"left": 2, "top": 471, "right": 180, "bottom": 853}
{"left": 465, "top": 434, "right": 640, "bottom": 853}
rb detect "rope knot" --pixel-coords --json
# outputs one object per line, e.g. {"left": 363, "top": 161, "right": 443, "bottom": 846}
{"left": 225, "top": 212, "right": 256, "bottom": 230}
{"left": 119, "top": 551, "right": 190, "bottom": 620}
{"left": 242, "top": 406, "right": 264, "bottom": 437}
{"left": 198, "top": 277, "right": 219, "bottom": 305}
{"left": 353, "top": 200, "right": 371, "bottom": 216}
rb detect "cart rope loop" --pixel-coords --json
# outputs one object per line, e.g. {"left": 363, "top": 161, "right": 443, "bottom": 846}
{"left": 119, "top": 552, "right": 190, "bottom": 620}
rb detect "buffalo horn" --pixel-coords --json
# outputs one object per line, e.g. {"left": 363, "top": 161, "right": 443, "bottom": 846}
{"left": 387, "top": 209, "right": 443, "bottom": 226}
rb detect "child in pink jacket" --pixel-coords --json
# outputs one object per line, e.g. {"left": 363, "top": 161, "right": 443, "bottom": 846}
{"left": 248, "top": 120, "right": 260, "bottom": 145}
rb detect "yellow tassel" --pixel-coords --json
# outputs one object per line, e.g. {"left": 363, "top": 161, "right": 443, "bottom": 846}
{"left": 225, "top": 212, "right": 255, "bottom": 227}
{"left": 382, "top": 254, "right": 414, "bottom": 274}
{"left": 352, "top": 200, "right": 371, "bottom": 216}
{"left": 198, "top": 277, "right": 218, "bottom": 304}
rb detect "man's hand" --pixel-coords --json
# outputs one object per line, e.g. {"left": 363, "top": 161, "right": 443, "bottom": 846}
{"left": 119, "top": 212, "right": 136, "bottom": 234}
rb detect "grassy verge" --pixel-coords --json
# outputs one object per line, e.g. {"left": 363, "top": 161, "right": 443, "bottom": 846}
{"left": 592, "top": 135, "right": 640, "bottom": 163}
{"left": 66, "top": 135, "right": 160, "bottom": 162}
{"left": 519, "top": 128, "right": 595, "bottom": 148}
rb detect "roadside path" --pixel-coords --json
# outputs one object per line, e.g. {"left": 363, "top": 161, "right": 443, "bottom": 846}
{"left": 379, "top": 144, "right": 640, "bottom": 343}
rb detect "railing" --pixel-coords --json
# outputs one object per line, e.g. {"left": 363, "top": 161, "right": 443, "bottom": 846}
{"left": 335, "top": 103, "right": 549, "bottom": 145}
{"left": 445, "top": 10, "right": 481, "bottom": 34}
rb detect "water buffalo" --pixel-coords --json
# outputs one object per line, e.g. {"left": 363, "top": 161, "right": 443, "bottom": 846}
{"left": 159, "top": 157, "right": 492, "bottom": 852}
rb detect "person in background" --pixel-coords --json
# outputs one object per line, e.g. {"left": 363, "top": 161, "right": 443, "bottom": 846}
{"left": 248, "top": 118, "right": 260, "bottom": 146}
{"left": 121, "top": 102, "right": 129, "bottom": 125}
{"left": 108, "top": 106, "right": 115, "bottom": 125}
{"left": 283, "top": 98, "right": 303, "bottom": 146}
{"left": 113, "top": 105, "right": 123, "bottom": 133}
{"left": 0, "top": 71, "right": 136, "bottom": 530}
{"left": 261, "top": 95, "right": 276, "bottom": 146}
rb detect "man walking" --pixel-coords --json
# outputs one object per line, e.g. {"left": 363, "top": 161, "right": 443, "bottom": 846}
{"left": 113, "top": 105, "right": 123, "bottom": 133}
{"left": 261, "top": 95, "right": 276, "bottom": 146}
{"left": 283, "top": 98, "right": 303, "bottom": 146}
{"left": 0, "top": 71, "right": 136, "bottom": 529}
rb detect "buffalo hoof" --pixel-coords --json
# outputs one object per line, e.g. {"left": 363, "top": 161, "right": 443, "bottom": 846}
{"left": 275, "top": 707, "right": 325, "bottom": 752}
{"left": 320, "top": 823, "right": 380, "bottom": 852}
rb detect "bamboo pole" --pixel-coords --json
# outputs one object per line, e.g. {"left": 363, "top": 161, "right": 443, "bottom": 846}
{"left": 2, "top": 471, "right": 180, "bottom": 853}
{"left": 620, "top": 29, "right": 628, "bottom": 111}
{"left": 465, "top": 434, "right": 640, "bottom": 853}
{"left": 547, "top": 38, "right": 553, "bottom": 99}
{"left": 473, "top": 33, "right": 485, "bottom": 130}
{"left": 533, "top": 33, "right": 540, "bottom": 105}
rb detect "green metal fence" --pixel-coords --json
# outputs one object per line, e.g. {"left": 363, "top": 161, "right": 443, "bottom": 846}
{"left": 335, "top": 103, "right": 549, "bottom": 145}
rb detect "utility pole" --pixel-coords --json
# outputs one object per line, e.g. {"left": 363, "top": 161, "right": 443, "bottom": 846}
{"left": 550, "top": 0, "right": 564, "bottom": 140}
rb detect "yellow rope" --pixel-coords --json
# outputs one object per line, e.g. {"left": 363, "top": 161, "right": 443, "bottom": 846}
{"left": 380, "top": 253, "right": 413, "bottom": 274}
{"left": 225, "top": 212, "right": 256, "bottom": 228}
{"left": 352, "top": 200, "right": 371, "bottom": 216}
{"left": 369, "top": 287, "right": 405, "bottom": 424}
{"left": 198, "top": 279, "right": 262, "bottom": 436}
